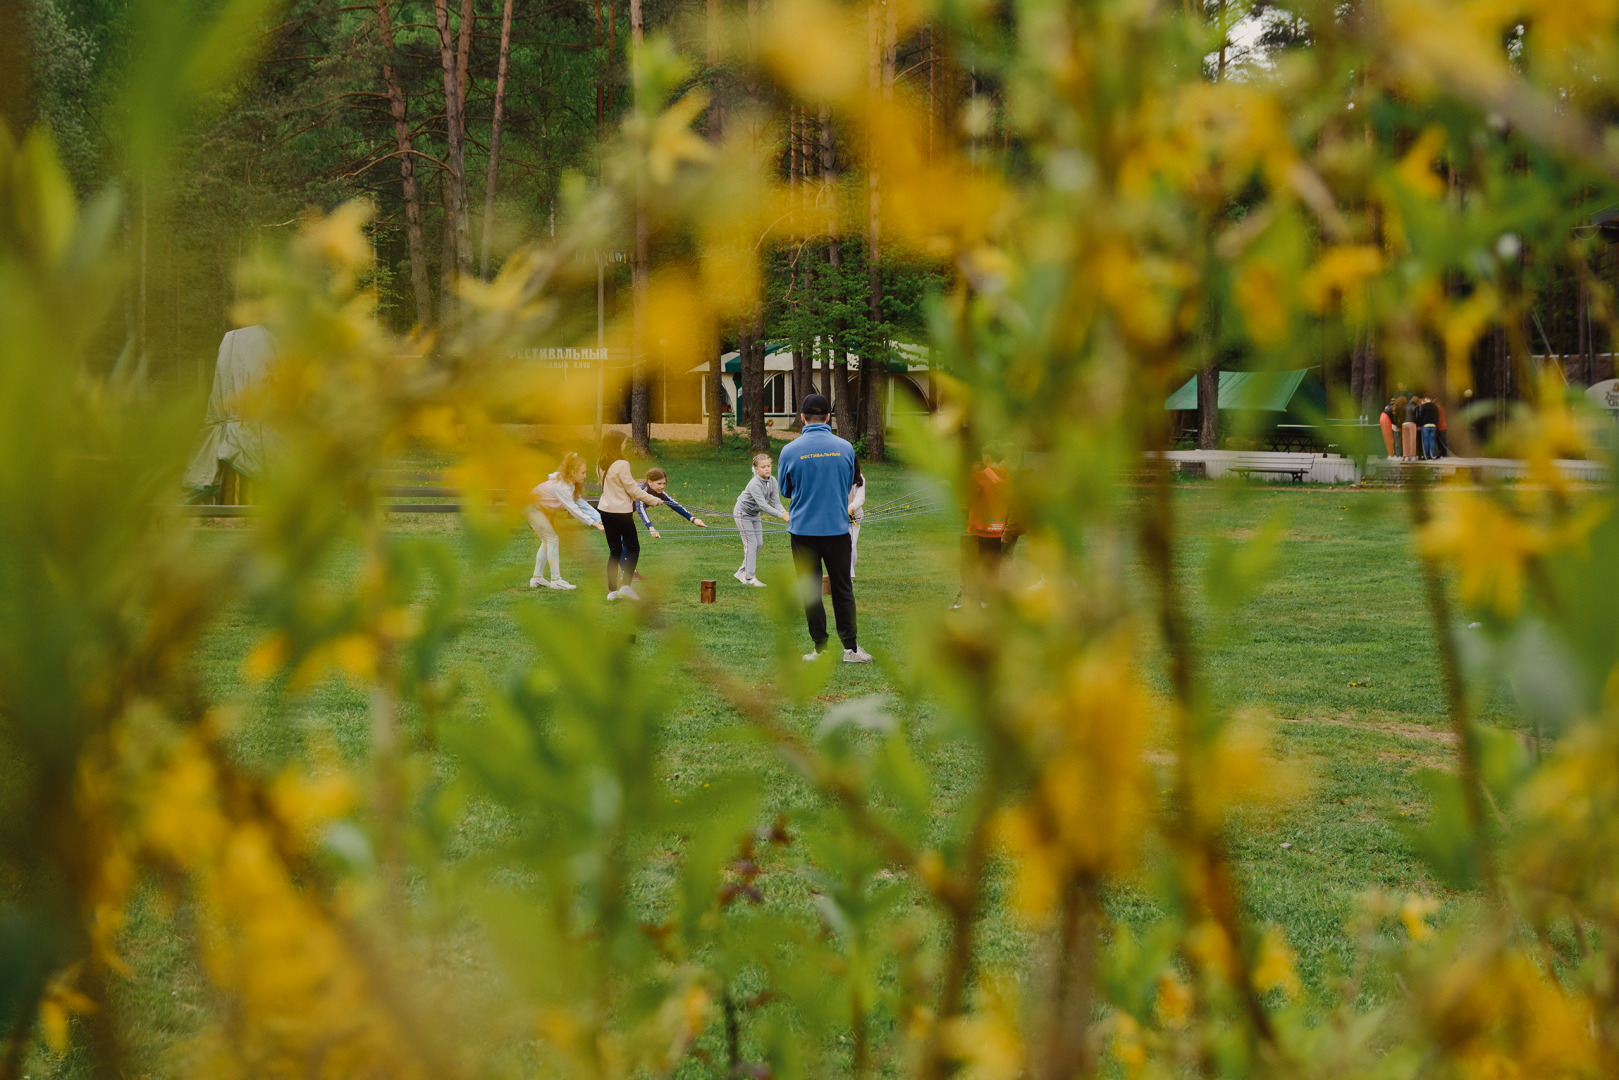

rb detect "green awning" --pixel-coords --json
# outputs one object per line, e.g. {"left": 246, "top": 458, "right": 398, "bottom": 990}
{"left": 722, "top": 341, "right": 793, "bottom": 373}
{"left": 1165, "top": 369, "right": 1325, "bottom": 412}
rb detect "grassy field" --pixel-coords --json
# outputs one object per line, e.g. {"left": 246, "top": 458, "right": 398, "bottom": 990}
{"left": 90, "top": 441, "right": 1502, "bottom": 1075}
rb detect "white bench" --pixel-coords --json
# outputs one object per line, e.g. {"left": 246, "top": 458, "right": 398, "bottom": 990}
{"left": 1228, "top": 452, "right": 1317, "bottom": 483}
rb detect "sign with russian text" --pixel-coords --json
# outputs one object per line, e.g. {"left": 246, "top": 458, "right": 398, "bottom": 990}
{"left": 508, "top": 346, "right": 631, "bottom": 370}
{"left": 1587, "top": 378, "right": 1619, "bottom": 412}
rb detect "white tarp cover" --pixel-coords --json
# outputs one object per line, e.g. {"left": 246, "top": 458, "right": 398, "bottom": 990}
{"left": 183, "top": 325, "right": 279, "bottom": 493}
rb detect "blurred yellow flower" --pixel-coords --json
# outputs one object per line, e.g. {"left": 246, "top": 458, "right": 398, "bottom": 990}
{"left": 764, "top": 0, "right": 865, "bottom": 103}
{"left": 39, "top": 966, "right": 96, "bottom": 1054}
{"left": 1252, "top": 926, "right": 1303, "bottom": 1000}
{"left": 295, "top": 200, "right": 375, "bottom": 289}
{"left": 1400, "top": 893, "right": 1440, "bottom": 942}
{"left": 244, "top": 631, "right": 291, "bottom": 682}
{"left": 1234, "top": 260, "right": 1289, "bottom": 345}
{"left": 648, "top": 92, "right": 715, "bottom": 186}
{"left": 1155, "top": 970, "right": 1193, "bottom": 1028}
{"left": 1301, "top": 245, "right": 1382, "bottom": 318}
{"left": 943, "top": 978, "right": 1024, "bottom": 1080}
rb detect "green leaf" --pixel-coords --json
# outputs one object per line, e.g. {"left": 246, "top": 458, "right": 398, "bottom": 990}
{"left": 1203, "top": 508, "right": 1289, "bottom": 615}
{"left": 1398, "top": 768, "right": 1482, "bottom": 892}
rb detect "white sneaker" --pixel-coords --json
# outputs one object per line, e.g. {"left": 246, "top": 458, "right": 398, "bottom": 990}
{"left": 550, "top": 578, "right": 577, "bottom": 591}
{"left": 842, "top": 647, "right": 874, "bottom": 664}
{"left": 803, "top": 650, "right": 822, "bottom": 662}
{"left": 530, "top": 576, "right": 549, "bottom": 589}
{"left": 734, "top": 569, "right": 752, "bottom": 585}
{"left": 618, "top": 584, "right": 641, "bottom": 600}
{"left": 747, "top": 577, "right": 767, "bottom": 588}
{"left": 606, "top": 590, "right": 621, "bottom": 601}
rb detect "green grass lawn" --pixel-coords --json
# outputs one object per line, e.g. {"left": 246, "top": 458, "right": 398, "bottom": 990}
{"left": 87, "top": 444, "right": 1507, "bottom": 1076}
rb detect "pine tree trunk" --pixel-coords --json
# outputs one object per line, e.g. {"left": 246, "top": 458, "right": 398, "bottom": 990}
{"left": 734, "top": 0, "right": 769, "bottom": 452}
{"left": 708, "top": 351, "right": 726, "bottom": 446}
{"left": 925, "top": 22, "right": 934, "bottom": 163}
{"left": 594, "top": 0, "right": 606, "bottom": 133}
{"left": 786, "top": 106, "right": 803, "bottom": 431}
{"left": 434, "top": 0, "right": 472, "bottom": 318}
{"left": 377, "top": 0, "right": 432, "bottom": 323}
{"left": 480, "top": 0, "right": 515, "bottom": 279}
{"left": 440, "top": 183, "right": 457, "bottom": 322}
{"left": 454, "top": 0, "right": 474, "bottom": 272}
{"left": 631, "top": 200, "right": 651, "bottom": 451}
{"left": 124, "top": 199, "right": 134, "bottom": 374}
{"left": 1579, "top": 267, "right": 1593, "bottom": 384}
{"left": 800, "top": 111, "right": 819, "bottom": 404}
{"left": 707, "top": 0, "right": 725, "bottom": 447}
{"left": 1350, "top": 330, "right": 1378, "bottom": 414}
{"left": 861, "top": 0, "right": 891, "bottom": 460}
{"left": 1587, "top": 252, "right": 1600, "bottom": 384}
{"left": 741, "top": 323, "right": 769, "bottom": 451}
{"left": 136, "top": 175, "right": 148, "bottom": 390}
{"left": 629, "top": 0, "right": 652, "bottom": 453}
{"left": 738, "top": 325, "right": 753, "bottom": 434}
{"left": 820, "top": 107, "right": 849, "bottom": 437}
{"left": 1197, "top": 363, "right": 1218, "bottom": 449}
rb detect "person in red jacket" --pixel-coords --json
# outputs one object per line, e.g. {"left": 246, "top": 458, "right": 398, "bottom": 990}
{"left": 1435, "top": 399, "right": 1449, "bottom": 458}
{"left": 952, "top": 444, "right": 1013, "bottom": 609}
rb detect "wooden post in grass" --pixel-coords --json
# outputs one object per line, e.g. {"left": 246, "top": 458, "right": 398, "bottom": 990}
{"left": 701, "top": 580, "right": 717, "bottom": 603}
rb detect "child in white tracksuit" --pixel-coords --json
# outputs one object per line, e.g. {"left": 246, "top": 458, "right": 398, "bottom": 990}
{"left": 848, "top": 461, "right": 866, "bottom": 579}
{"left": 733, "top": 453, "right": 788, "bottom": 587}
{"left": 527, "top": 452, "right": 604, "bottom": 590}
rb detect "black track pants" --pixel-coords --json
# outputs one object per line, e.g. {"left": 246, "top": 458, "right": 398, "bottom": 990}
{"left": 790, "top": 532, "right": 857, "bottom": 652}
{"left": 601, "top": 511, "right": 639, "bottom": 590}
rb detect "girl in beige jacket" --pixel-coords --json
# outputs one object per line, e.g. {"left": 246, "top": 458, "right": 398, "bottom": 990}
{"left": 596, "top": 430, "right": 664, "bottom": 600}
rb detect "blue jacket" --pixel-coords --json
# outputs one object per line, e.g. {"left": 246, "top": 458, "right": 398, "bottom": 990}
{"left": 635, "top": 482, "right": 696, "bottom": 528}
{"left": 778, "top": 423, "right": 856, "bottom": 536}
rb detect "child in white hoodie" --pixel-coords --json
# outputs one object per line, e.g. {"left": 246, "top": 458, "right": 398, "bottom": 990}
{"left": 732, "top": 453, "right": 788, "bottom": 586}
{"left": 848, "top": 459, "right": 866, "bottom": 579}
{"left": 527, "top": 452, "right": 604, "bottom": 590}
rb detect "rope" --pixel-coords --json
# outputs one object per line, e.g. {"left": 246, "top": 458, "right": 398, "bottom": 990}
{"left": 629, "top": 504, "right": 944, "bottom": 541}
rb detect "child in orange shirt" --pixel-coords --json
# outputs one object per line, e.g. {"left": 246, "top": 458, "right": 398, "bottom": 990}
{"left": 952, "top": 445, "right": 1013, "bottom": 608}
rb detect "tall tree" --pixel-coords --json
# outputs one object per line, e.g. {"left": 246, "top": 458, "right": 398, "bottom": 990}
{"left": 706, "top": 0, "right": 726, "bottom": 447}
{"left": 741, "top": 0, "right": 768, "bottom": 451}
{"left": 745, "top": 328, "right": 768, "bottom": 450}
{"left": 454, "top": 0, "right": 475, "bottom": 273}
{"left": 456, "top": 0, "right": 475, "bottom": 114}
{"left": 629, "top": 0, "right": 652, "bottom": 452}
{"left": 434, "top": 0, "right": 473, "bottom": 321}
{"left": 788, "top": 107, "right": 812, "bottom": 429}
{"left": 135, "top": 176, "right": 148, "bottom": 388}
{"left": 822, "top": 107, "right": 852, "bottom": 438}
{"left": 480, "top": 0, "right": 516, "bottom": 279}
{"left": 376, "top": 0, "right": 433, "bottom": 322}
{"left": 861, "top": 0, "right": 893, "bottom": 460}
{"left": 1196, "top": 0, "right": 1227, "bottom": 450}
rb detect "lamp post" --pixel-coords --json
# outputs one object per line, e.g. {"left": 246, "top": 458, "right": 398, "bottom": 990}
{"left": 595, "top": 251, "right": 606, "bottom": 454}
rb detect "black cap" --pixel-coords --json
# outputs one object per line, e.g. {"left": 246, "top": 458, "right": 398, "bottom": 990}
{"left": 801, "top": 392, "right": 831, "bottom": 416}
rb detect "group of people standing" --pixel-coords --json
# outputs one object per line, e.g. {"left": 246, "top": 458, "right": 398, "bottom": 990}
{"left": 1378, "top": 392, "right": 1448, "bottom": 461}
{"left": 521, "top": 393, "right": 873, "bottom": 663}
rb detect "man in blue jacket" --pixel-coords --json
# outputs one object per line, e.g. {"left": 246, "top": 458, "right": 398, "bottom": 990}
{"left": 777, "top": 393, "right": 872, "bottom": 663}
